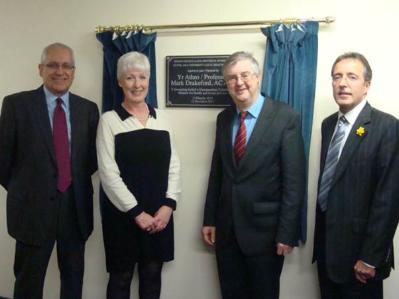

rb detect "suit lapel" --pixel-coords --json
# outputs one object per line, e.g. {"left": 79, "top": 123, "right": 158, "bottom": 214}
{"left": 30, "top": 87, "right": 56, "bottom": 165}
{"left": 239, "top": 99, "right": 275, "bottom": 166}
{"left": 320, "top": 114, "right": 339, "bottom": 173}
{"left": 69, "top": 94, "right": 81, "bottom": 165}
{"left": 234, "top": 99, "right": 276, "bottom": 181}
{"left": 220, "top": 99, "right": 279, "bottom": 176}
{"left": 248, "top": 99, "right": 275, "bottom": 148}
{"left": 332, "top": 104, "right": 371, "bottom": 185}
{"left": 219, "top": 106, "right": 236, "bottom": 175}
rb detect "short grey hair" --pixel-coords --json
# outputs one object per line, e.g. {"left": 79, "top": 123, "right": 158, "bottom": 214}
{"left": 117, "top": 51, "right": 150, "bottom": 80}
{"left": 222, "top": 51, "right": 260, "bottom": 77}
{"left": 331, "top": 52, "right": 372, "bottom": 82}
{"left": 40, "top": 42, "right": 75, "bottom": 65}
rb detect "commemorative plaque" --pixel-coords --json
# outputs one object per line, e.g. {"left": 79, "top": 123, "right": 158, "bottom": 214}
{"left": 166, "top": 55, "right": 231, "bottom": 107}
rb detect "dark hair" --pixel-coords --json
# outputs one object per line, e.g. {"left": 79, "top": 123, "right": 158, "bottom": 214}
{"left": 331, "top": 52, "right": 372, "bottom": 81}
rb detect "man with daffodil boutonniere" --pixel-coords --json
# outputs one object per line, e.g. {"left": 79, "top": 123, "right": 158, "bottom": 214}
{"left": 313, "top": 52, "right": 399, "bottom": 299}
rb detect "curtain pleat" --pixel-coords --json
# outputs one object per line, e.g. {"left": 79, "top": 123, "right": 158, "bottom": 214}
{"left": 261, "top": 21, "right": 319, "bottom": 243}
{"left": 96, "top": 31, "right": 158, "bottom": 112}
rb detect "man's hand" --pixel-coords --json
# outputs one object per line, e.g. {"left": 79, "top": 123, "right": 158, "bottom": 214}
{"left": 354, "top": 260, "right": 376, "bottom": 283}
{"left": 152, "top": 206, "right": 173, "bottom": 233}
{"left": 276, "top": 243, "right": 293, "bottom": 256}
{"left": 135, "top": 212, "right": 156, "bottom": 232}
{"left": 202, "top": 226, "right": 216, "bottom": 246}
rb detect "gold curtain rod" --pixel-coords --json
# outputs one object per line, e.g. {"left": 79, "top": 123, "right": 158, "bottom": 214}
{"left": 96, "top": 16, "right": 335, "bottom": 33}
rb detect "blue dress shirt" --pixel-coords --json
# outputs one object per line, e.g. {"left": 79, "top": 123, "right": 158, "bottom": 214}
{"left": 232, "top": 94, "right": 265, "bottom": 146}
{"left": 44, "top": 86, "right": 71, "bottom": 142}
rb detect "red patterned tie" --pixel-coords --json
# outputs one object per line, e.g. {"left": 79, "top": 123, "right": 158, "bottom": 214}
{"left": 234, "top": 111, "right": 247, "bottom": 165}
{"left": 53, "top": 98, "right": 71, "bottom": 192}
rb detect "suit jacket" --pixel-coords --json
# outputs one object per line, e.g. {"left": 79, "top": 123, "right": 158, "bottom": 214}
{"left": 203, "top": 98, "right": 306, "bottom": 256}
{"left": 0, "top": 86, "right": 99, "bottom": 245}
{"left": 313, "top": 102, "right": 399, "bottom": 283}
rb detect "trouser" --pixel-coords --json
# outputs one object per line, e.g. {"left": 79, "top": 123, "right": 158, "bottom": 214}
{"left": 13, "top": 187, "right": 85, "bottom": 299}
{"left": 215, "top": 229, "right": 284, "bottom": 299}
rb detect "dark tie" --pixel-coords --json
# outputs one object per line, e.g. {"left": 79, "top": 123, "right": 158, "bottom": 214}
{"left": 234, "top": 111, "right": 247, "bottom": 165}
{"left": 317, "top": 116, "right": 347, "bottom": 211}
{"left": 53, "top": 98, "right": 71, "bottom": 192}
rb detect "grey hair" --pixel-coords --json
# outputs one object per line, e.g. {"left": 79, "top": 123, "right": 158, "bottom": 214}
{"left": 40, "top": 42, "right": 75, "bottom": 65}
{"left": 222, "top": 51, "right": 260, "bottom": 77}
{"left": 117, "top": 51, "right": 150, "bottom": 80}
{"left": 331, "top": 52, "right": 372, "bottom": 82}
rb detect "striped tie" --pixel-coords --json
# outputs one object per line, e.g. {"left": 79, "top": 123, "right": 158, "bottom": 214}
{"left": 317, "top": 116, "right": 347, "bottom": 211}
{"left": 234, "top": 111, "right": 247, "bottom": 165}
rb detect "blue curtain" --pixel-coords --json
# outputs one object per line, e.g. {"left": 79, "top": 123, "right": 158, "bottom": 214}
{"left": 96, "top": 30, "right": 158, "bottom": 112}
{"left": 261, "top": 21, "right": 319, "bottom": 243}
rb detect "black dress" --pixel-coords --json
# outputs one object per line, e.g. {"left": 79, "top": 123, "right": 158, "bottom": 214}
{"left": 99, "top": 106, "right": 176, "bottom": 272}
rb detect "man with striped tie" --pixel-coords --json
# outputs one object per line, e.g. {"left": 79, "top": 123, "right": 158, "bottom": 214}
{"left": 202, "top": 51, "right": 306, "bottom": 299}
{"left": 313, "top": 52, "right": 399, "bottom": 299}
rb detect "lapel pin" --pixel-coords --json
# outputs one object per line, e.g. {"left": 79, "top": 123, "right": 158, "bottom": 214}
{"left": 356, "top": 126, "right": 366, "bottom": 137}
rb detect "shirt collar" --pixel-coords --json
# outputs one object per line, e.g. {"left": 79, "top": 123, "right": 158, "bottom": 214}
{"left": 43, "top": 86, "right": 70, "bottom": 108}
{"left": 236, "top": 94, "right": 265, "bottom": 119}
{"left": 115, "top": 103, "right": 157, "bottom": 121}
{"left": 338, "top": 99, "right": 367, "bottom": 125}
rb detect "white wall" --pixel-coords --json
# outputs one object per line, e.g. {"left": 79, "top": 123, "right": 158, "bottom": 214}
{"left": 0, "top": 0, "right": 398, "bottom": 298}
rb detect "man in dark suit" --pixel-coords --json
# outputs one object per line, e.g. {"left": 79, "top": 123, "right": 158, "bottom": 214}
{"left": 313, "top": 52, "right": 399, "bottom": 299}
{"left": 0, "top": 43, "right": 99, "bottom": 299}
{"left": 202, "top": 51, "right": 306, "bottom": 299}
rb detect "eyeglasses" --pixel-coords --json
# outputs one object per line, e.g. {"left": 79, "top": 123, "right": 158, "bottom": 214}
{"left": 225, "top": 71, "right": 254, "bottom": 85}
{"left": 43, "top": 62, "right": 75, "bottom": 71}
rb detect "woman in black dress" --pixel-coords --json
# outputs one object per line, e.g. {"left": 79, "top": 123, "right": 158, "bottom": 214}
{"left": 97, "top": 51, "right": 180, "bottom": 299}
